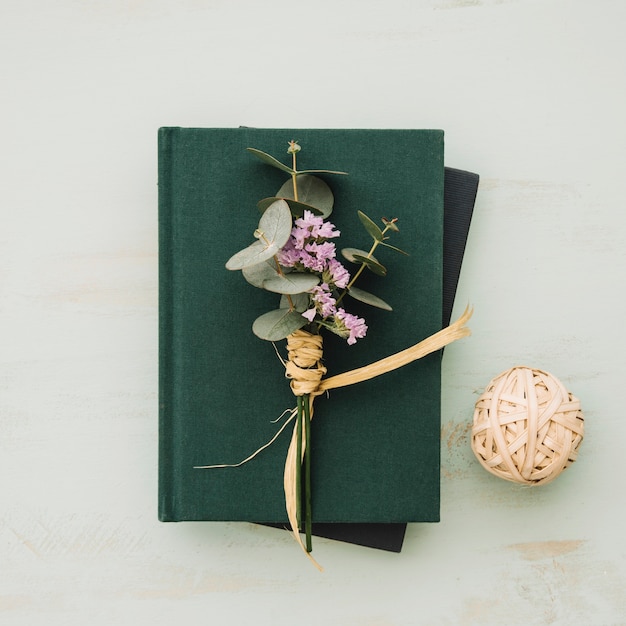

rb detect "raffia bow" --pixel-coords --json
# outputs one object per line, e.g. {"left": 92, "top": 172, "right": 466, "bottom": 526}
{"left": 283, "top": 305, "right": 473, "bottom": 570}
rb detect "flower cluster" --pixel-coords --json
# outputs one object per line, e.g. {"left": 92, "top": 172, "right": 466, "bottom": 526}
{"left": 278, "top": 210, "right": 341, "bottom": 273}
{"left": 279, "top": 210, "right": 368, "bottom": 344}
{"left": 334, "top": 307, "right": 368, "bottom": 346}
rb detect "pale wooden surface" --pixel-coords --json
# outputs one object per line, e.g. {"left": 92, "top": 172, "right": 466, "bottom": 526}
{"left": 2, "top": 1, "right": 625, "bottom": 624}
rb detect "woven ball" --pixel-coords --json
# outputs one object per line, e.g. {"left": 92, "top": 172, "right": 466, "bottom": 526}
{"left": 471, "top": 366, "right": 584, "bottom": 485}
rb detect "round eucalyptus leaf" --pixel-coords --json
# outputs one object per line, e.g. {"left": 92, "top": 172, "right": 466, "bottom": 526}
{"left": 226, "top": 200, "right": 292, "bottom": 270}
{"left": 341, "top": 248, "right": 387, "bottom": 275}
{"left": 258, "top": 197, "right": 323, "bottom": 218}
{"left": 276, "top": 175, "right": 334, "bottom": 218}
{"left": 352, "top": 254, "right": 387, "bottom": 276}
{"left": 258, "top": 198, "right": 293, "bottom": 249}
{"left": 242, "top": 259, "right": 280, "bottom": 288}
{"left": 280, "top": 292, "right": 310, "bottom": 312}
{"left": 252, "top": 309, "right": 307, "bottom": 341}
{"left": 226, "top": 240, "right": 279, "bottom": 270}
{"left": 341, "top": 247, "right": 378, "bottom": 264}
{"left": 347, "top": 286, "right": 392, "bottom": 311}
{"left": 263, "top": 273, "right": 320, "bottom": 295}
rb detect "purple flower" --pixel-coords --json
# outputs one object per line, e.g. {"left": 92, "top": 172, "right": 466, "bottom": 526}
{"left": 281, "top": 211, "right": 362, "bottom": 333}
{"left": 334, "top": 308, "right": 368, "bottom": 345}
{"left": 278, "top": 213, "right": 344, "bottom": 277}
{"left": 302, "top": 308, "right": 317, "bottom": 322}
{"left": 311, "top": 283, "right": 337, "bottom": 318}
{"left": 294, "top": 210, "right": 341, "bottom": 241}
{"left": 293, "top": 241, "right": 333, "bottom": 272}
{"left": 305, "top": 241, "right": 336, "bottom": 262}
{"left": 315, "top": 220, "right": 341, "bottom": 239}
{"left": 277, "top": 243, "right": 301, "bottom": 268}
{"left": 326, "top": 258, "right": 350, "bottom": 289}
{"left": 300, "top": 283, "right": 338, "bottom": 324}
{"left": 290, "top": 225, "right": 311, "bottom": 251}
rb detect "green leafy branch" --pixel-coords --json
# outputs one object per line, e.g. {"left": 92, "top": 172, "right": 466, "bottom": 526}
{"left": 337, "top": 212, "right": 408, "bottom": 311}
{"left": 226, "top": 142, "right": 407, "bottom": 343}
{"left": 222, "top": 141, "right": 412, "bottom": 558}
{"left": 250, "top": 141, "right": 346, "bottom": 220}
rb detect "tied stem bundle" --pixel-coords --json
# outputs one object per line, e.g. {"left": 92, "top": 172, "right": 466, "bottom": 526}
{"left": 206, "top": 140, "right": 474, "bottom": 570}
{"left": 284, "top": 331, "right": 326, "bottom": 567}
{"left": 282, "top": 306, "right": 473, "bottom": 571}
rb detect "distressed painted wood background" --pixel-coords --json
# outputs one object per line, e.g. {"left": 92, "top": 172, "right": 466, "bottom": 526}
{"left": 2, "top": 1, "right": 625, "bottom": 624}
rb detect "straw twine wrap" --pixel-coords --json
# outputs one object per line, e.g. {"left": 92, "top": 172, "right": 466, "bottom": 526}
{"left": 195, "top": 308, "right": 473, "bottom": 571}
{"left": 471, "top": 366, "right": 584, "bottom": 485}
{"left": 282, "top": 306, "right": 473, "bottom": 569}
{"left": 285, "top": 330, "right": 326, "bottom": 396}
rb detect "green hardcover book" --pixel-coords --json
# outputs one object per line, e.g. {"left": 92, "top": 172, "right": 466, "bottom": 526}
{"left": 159, "top": 127, "right": 444, "bottom": 523}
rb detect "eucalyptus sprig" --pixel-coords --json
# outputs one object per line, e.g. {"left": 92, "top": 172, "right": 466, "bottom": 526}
{"left": 204, "top": 140, "right": 471, "bottom": 566}
{"left": 224, "top": 141, "right": 410, "bottom": 558}
{"left": 226, "top": 141, "right": 407, "bottom": 344}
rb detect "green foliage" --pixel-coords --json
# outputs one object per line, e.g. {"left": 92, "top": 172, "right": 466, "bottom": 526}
{"left": 379, "top": 241, "right": 409, "bottom": 256}
{"left": 225, "top": 240, "right": 276, "bottom": 271}
{"left": 246, "top": 148, "right": 294, "bottom": 175}
{"left": 262, "top": 273, "right": 320, "bottom": 295}
{"left": 295, "top": 168, "right": 348, "bottom": 176}
{"left": 225, "top": 199, "right": 292, "bottom": 270}
{"left": 241, "top": 258, "right": 281, "bottom": 288}
{"left": 252, "top": 309, "right": 307, "bottom": 341}
{"left": 358, "top": 210, "right": 384, "bottom": 242}
{"left": 246, "top": 147, "right": 347, "bottom": 177}
{"left": 257, "top": 173, "right": 339, "bottom": 219}
{"left": 352, "top": 254, "right": 387, "bottom": 276}
{"left": 341, "top": 247, "right": 376, "bottom": 264}
{"left": 257, "top": 197, "right": 324, "bottom": 218}
{"left": 341, "top": 247, "right": 387, "bottom": 276}
{"left": 280, "top": 292, "right": 309, "bottom": 312}
{"left": 347, "top": 286, "right": 392, "bottom": 311}
{"left": 230, "top": 143, "right": 411, "bottom": 342}
{"left": 276, "top": 175, "right": 334, "bottom": 218}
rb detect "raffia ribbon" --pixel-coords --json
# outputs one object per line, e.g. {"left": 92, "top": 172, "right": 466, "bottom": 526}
{"left": 283, "top": 305, "right": 473, "bottom": 570}
{"left": 285, "top": 331, "right": 327, "bottom": 395}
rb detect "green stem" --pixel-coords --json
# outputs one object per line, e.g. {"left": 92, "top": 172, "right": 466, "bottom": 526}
{"left": 291, "top": 150, "right": 299, "bottom": 202}
{"left": 296, "top": 395, "right": 303, "bottom": 530}
{"left": 285, "top": 150, "right": 298, "bottom": 309}
{"left": 303, "top": 393, "right": 313, "bottom": 552}
{"left": 273, "top": 254, "right": 294, "bottom": 310}
{"left": 291, "top": 174, "right": 299, "bottom": 201}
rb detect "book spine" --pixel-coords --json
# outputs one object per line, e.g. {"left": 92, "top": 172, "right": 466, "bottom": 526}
{"left": 158, "top": 127, "right": 178, "bottom": 521}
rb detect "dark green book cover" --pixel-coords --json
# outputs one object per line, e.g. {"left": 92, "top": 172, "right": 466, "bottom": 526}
{"left": 159, "top": 127, "right": 444, "bottom": 523}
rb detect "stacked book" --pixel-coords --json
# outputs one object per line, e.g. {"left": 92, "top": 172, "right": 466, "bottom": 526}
{"left": 158, "top": 128, "right": 478, "bottom": 552}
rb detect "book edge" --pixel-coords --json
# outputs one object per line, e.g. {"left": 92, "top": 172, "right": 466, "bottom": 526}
{"left": 158, "top": 126, "right": 178, "bottom": 522}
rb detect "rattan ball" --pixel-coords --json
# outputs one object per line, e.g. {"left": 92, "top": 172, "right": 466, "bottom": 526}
{"left": 471, "top": 366, "right": 584, "bottom": 485}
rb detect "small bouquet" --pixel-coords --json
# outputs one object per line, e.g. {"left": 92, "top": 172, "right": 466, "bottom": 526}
{"left": 198, "top": 140, "right": 472, "bottom": 569}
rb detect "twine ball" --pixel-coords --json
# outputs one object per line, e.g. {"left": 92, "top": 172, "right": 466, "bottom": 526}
{"left": 471, "top": 366, "right": 584, "bottom": 485}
